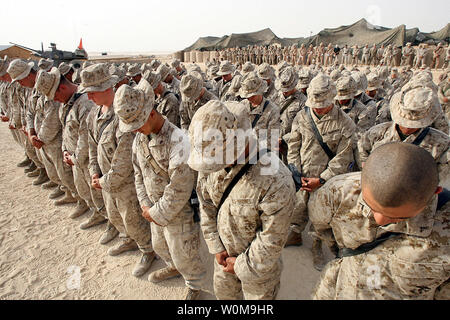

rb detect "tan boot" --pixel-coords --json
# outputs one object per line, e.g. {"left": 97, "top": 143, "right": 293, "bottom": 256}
{"left": 80, "top": 211, "right": 107, "bottom": 230}
{"left": 107, "top": 239, "right": 138, "bottom": 256}
{"left": 17, "top": 157, "right": 31, "bottom": 168}
{"left": 132, "top": 251, "right": 156, "bottom": 277}
{"left": 24, "top": 162, "right": 37, "bottom": 174}
{"left": 148, "top": 266, "right": 181, "bottom": 283}
{"left": 312, "top": 239, "right": 325, "bottom": 271}
{"left": 184, "top": 288, "right": 201, "bottom": 300}
{"left": 32, "top": 169, "right": 49, "bottom": 185}
{"left": 54, "top": 190, "right": 77, "bottom": 206}
{"left": 99, "top": 221, "right": 119, "bottom": 244}
{"left": 42, "top": 181, "right": 58, "bottom": 190}
{"left": 69, "top": 201, "right": 90, "bottom": 219}
{"left": 284, "top": 230, "right": 303, "bottom": 247}
{"left": 49, "top": 186, "right": 65, "bottom": 200}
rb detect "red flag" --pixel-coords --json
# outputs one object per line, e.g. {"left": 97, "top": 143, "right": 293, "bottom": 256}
{"left": 78, "top": 38, "right": 83, "bottom": 50}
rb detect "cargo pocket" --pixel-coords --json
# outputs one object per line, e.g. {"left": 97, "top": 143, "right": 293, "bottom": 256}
{"left": 390, "top": 257, "right": 447, "bottom": 298}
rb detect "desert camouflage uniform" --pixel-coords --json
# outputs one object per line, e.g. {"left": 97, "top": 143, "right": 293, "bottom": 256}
{"left": 287, "top": 105, "right": 356, "bottom": 233}
{"left": 438, "top": 79, "right": 450, "bottom": 121}
{"left": 336, "top": 98, "right": 376, "bottom": 138}
{"left": 243, "top": 97, "right": 280, "bottom": 150}
{"left": 166, "top": 76, "right": 181, "bottom": 98}
{"left": 357, "top": 122, "right": 449, "bottom": 184}
{"left": 133, "top": 121, "right": 206, "bottom": 290}
{"left": 155, "top": 86, "right": 180, "bottom": 127}
{"left": 179, "top": 90, "right": 218, "bottom": 131}
{"left": 87, "top": 105, "right": 152, "bottom": 253}
{"left": 309, "top": 172, "right": 450, "bottom": 300}
{"left": 217, "top": 78, "right": 233, "bottom": 102}
{"left": 33, "top": 95, "right": 77, "bottom": 195}
{"left": 277, "top": 90, "right": 306, "bottom": 138}
{"left": 197, "top": 151, "right": 296, "bottom": 300}
{"left": 60, "top": 93, "right": 105, "bottom": 212}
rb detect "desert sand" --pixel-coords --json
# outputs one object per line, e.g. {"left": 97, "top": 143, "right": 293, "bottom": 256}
{"left": 0, "top": 123, "right": 329, "bottom": 300}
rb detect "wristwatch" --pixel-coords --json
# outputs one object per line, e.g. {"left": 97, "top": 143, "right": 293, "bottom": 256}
{"left": 319, "top": 178, "right": 326, "bottom": 185}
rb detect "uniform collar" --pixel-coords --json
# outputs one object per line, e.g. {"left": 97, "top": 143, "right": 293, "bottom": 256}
{"left": 148, "top": 119, "right": 169, "bottom": 147}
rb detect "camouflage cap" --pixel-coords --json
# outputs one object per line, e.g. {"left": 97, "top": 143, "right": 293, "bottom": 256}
{"left": 142, "top": 70, "right": 161, "bottom": 89}
{"left": 114, "top": 78, "right": 155, "bottom": 133}
{"left": 335, "top": 75, "right": 357, "bottom": 100}
{"left": 275, "top": 61, "right": 289, "bottom": 78}
{"left": 170, "top": 59, "right": 181, "bottom": 69}
{"left": 351, "top": 71, "right": 368, "bottom": 95}
{"left": 257, "top": 63, "right": 274, "bottom": 80}
{"left": 0, "top": 58, "right": 9, "bottom": 77}
{"left": 229, "top": 74, "right": 242, "bottom": 94}
{"left": 34, "top": 67, "right": 61, "bottom": 101}
{"left": 276, "top": 67, "right": 298, "bottom": 93}
{"left": 157, "top": 64, "right": 171, "bottom": 82}
{"left": 207, "top": 64, "right": 220, "bottom": 79}
{"left": 82, "top": 61, "right": 93, "bottom": 69}
{"left": 390, "top": 87, "right": 440, "bottom": 129}
{"left": 58, "top": 62, "right": 72, "bottom": 76}
{"left": 239, "top": 71, "right": 267, "bottom": 98}
{"left": 329, "top": 69, "right": 341, "bottom": 83}
{"left": 126, "top": 64, "right": 141, "bottom": 77}
{"left": 180, "top": 72, "right": 203, "bottom": 101}
{"left": 217, "top": 60, "right": 235, "bottom": 76}
{"left": 306, "top": 73, "right": 337, "bottom": 109}
{"left": 150, "top": 59, "right": 161, "bottom": 70}
{"left": 187, "top": 100, "right": 252, "bottom": 173}
{"left": 366, "top": 72, "right": 382, "bottom": 91}
{"left": 38, "top": 58, "right": 54, "bottom": 71}
{"left": 78, "top": 63, "right": 119, "bottom": 93}
{"left": 7, "top": 59, "right": 35, "bottom": 84}
{"left": 298, "top": 68, "right": 313, "bottom": 89}
{"left": 241, "top": 62, "right": 255, "bottom": 75}
{"left": 109, "top": 65, "right": 127, "bottom": 81}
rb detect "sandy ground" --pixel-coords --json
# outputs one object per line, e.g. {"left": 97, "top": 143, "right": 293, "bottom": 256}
{"left": 0, "top": 123, "right": 330, "bottom": 300}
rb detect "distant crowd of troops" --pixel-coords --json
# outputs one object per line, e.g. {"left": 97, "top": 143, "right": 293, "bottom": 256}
{"left": 214, "top": 42, "right": 450, "bottom": 69}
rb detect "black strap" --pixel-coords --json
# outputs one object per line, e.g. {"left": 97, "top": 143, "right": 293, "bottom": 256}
{"left": 251, "top": 100, "right": 270, "bottom": 129}
{"left": 63, "top": 93, "right": 82, "bottom": 125}
{"left": 217, "top": 149, "right": 270, "bottom": 213}
{"left": 279, "top": 96, "right": 296, "bottom": 116}
{"left": 438, "top": 188, "right": 450, "bottom": 211}
{"left": 305, "top": 107, "right": 336, "bottom": 160}
{"left": 338, "top": 232, "right": 402, "bottom": 258}
{"left": 97, "top": 115, "right": 115, "bottom": 143}
{"left": 163, "top": 91, "right": 172, "bottom": 99}
{"left": 412, "top": 127, "right": 430, "bottom": 146}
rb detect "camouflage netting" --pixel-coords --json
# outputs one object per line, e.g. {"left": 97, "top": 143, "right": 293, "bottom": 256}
{"left": 185, "top": 19, "right": 449, "bottom": 51}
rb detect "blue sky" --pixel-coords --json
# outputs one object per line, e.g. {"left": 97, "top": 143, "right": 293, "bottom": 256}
{"left": 1, "top": 0, "right": 449, "bottom": 52}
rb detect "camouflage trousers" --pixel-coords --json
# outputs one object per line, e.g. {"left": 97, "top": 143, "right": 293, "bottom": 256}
{"left": 151, "top": 221, "right": 206, "bottom": 290}
{"left": 290, "top": 189, "right": 310, "bottom": 234}
{"left": 39, "top": 142, "right": 77, "bottom": 196}
{"left": 213, "top": 259, "right": 281, "bottom": 300}
{"left": 73, "top": 164, "right": 107, "bottom": 218}
{"left": 102, "top": 187, "right": 152, "bottom": 253}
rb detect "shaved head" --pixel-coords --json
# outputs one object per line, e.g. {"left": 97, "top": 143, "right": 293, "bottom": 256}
{"left": 362, "top": 143, "right": 438, "bottom": 208}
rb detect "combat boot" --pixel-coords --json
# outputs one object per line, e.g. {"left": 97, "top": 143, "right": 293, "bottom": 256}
{"left": 54, "top": 190, "right": 77, "bottom": 206}
{"left": 80, "top": 211, "right": 107, "bottom": 230}
{"left": 99, "top": 221, "right": 119, "bottom": 244}
{"left": 312, "top": 238, "right": 326, "bottom": 271}
{"left": 24, "top": 162, "right": 37, "bottom": 174}
{"left": 148, "top": 266, "right": 181, "bottom": 283}
{"left": 69, "top": 200, "right": 90, "bottom": 219}
{"left": 107, "top": 238, "right": 138, "bottom": 256}
{"left": 17, "top": 157, "right": 31, "bottom": 168}
{"left": 132, "top": 251, "right": 157, "bottom": 277}
{"left": 49, "top": 186, "right": 65, "bottom": 199}
{"left": 42, "top": 181, "right": 58, "bottom": 190}
{"left": 184, "top": 288, "right": 201, "bottom": 300}
{"left": 32, "top": 169, "right": 50, "bottom": 186}
{"left": 284, "top": 230, "right": 303, "bottom": 247}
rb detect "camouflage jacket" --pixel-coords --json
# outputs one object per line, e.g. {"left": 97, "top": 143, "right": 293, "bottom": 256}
{"left": 36, "top": 97, "right": 63, "bottom": 145}
{"left": 310, "top": 172, "right": 450, "bottom": 300}
{"left": 336, "top": 98, "right": 377, "bottom": 138}
{"left": 179, "top": 90, "right": 218, "bottom": 131}
{"left": 132, "top": 120, "right": 195, "bottom": 226}
{"left": 277, "top": 90, "right": 307, "bottom": 139}
{"left": 87, "top": 105, "right": 135, "bottom": 195}
{"left": 59, "top": 93, "right": 95, "bottom": 168}
{"left": 287, "top": 105, "right": 356, "bottom": 180}
{"left": 155, "top": 86, "right": 180, "bottom": 128}
{"left": 197, "top": 151, "right": 296, "bottom": 281}
{"left": 358, "top": 122, "right": 449, "bottom": 183}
